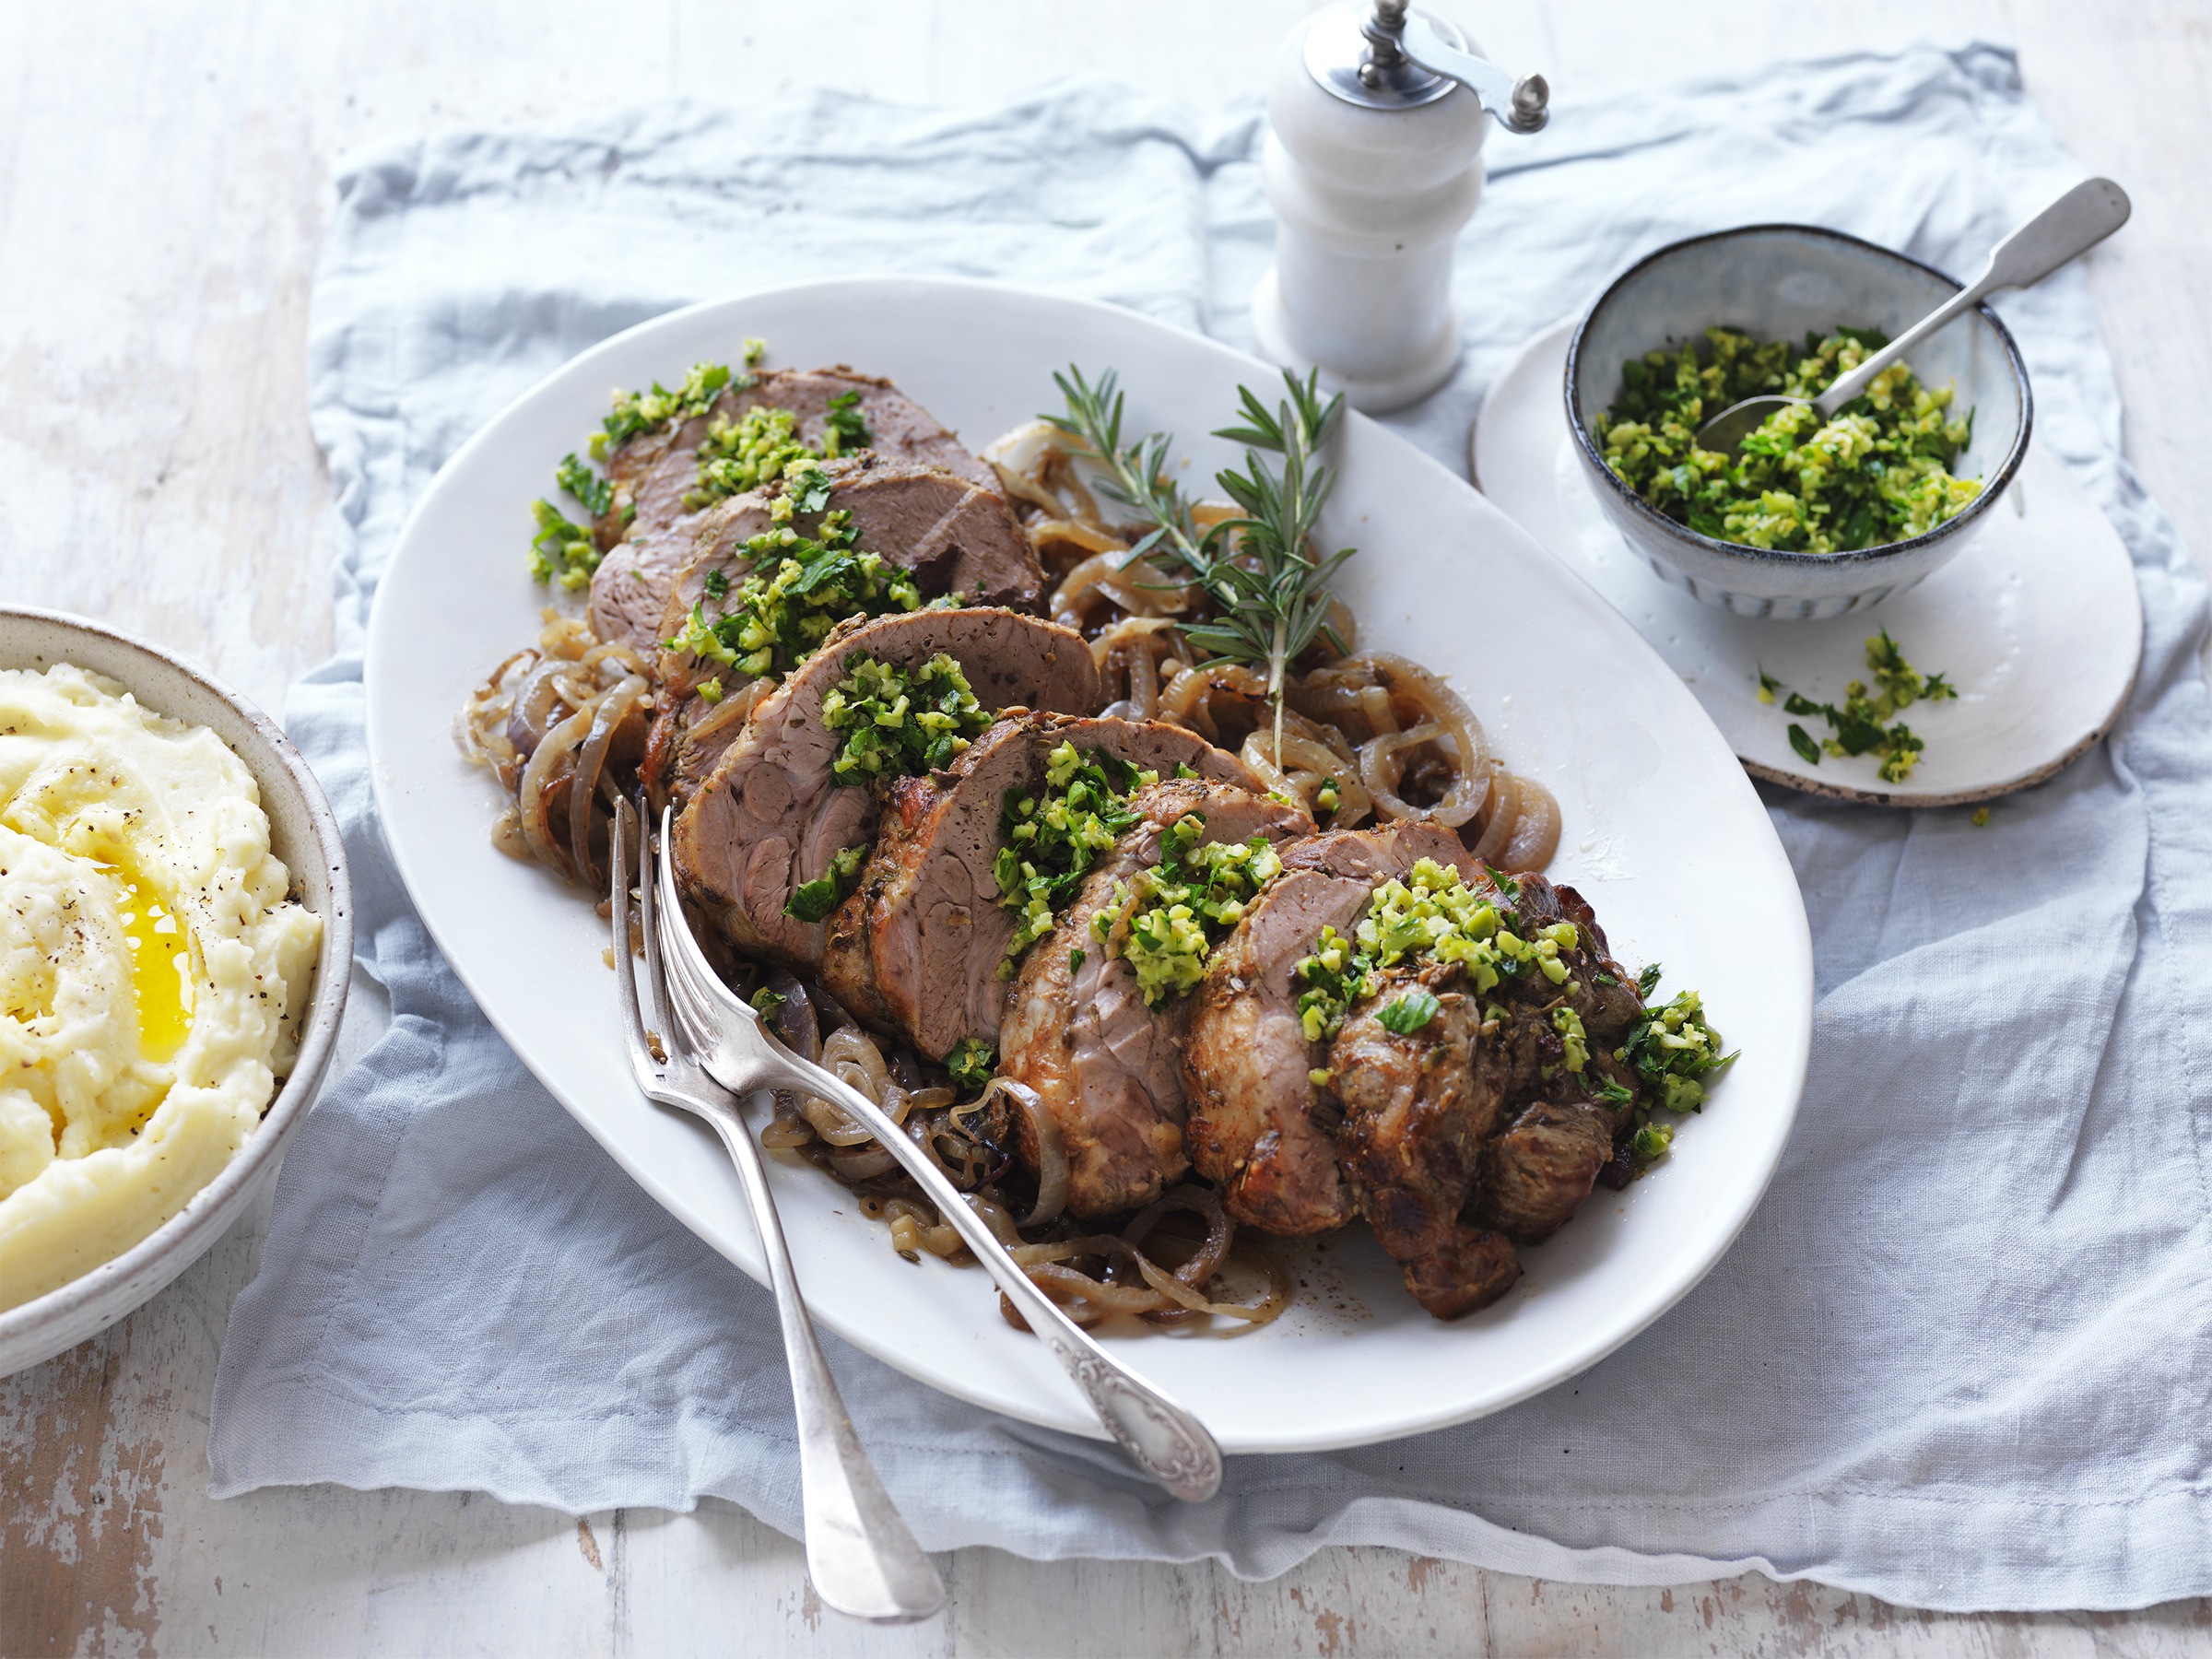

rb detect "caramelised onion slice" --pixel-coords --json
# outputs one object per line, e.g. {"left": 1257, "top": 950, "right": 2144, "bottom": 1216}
{"left": 568, "top": 675, "right": 647, "bottom": 888}
{"left": 964, "top": 1077, "right": 1062, "bottom": 1228}
{"left": 516, "top": 702, "right": 594, "bottom": 877}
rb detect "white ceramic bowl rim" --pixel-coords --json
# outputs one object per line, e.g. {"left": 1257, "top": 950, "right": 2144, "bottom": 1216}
{"left": 1563, "top": 222, "right": 2034, "bottom": 571}
{"left": 0, "top": 606, "right": 354, "bottom": 1354}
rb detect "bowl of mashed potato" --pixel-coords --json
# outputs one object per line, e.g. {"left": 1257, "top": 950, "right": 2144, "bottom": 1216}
{"left": 0, "top": 608, "right": 351, "bottom": 1375}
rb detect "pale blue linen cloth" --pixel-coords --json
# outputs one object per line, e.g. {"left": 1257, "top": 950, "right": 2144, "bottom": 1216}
{"left": 208, "top": 45, "right": 2212, "bottom": 1611}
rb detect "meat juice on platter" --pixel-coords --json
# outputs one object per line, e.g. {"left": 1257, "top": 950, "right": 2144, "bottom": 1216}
{"left": 454, "top": 345, "right": 1735, "bottom": 1330}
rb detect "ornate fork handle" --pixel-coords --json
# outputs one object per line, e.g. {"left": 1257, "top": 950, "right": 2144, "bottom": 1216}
{"left": 652, "top": 819, "right": 1225, "bottom": 1502}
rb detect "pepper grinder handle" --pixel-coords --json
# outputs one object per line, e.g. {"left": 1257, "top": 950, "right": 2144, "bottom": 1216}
{"left": 1253, "top": 1, "right": 1550, "bottom": 413}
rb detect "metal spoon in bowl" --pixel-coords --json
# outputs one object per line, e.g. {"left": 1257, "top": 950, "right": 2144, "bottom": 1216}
{"left": 1693, "top": 178, "right": 2131, "bottom": 456}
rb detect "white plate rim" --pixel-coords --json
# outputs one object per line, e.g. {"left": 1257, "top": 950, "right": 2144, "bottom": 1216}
{"left": 365, "top": 275, "right": 1814, "bottom": 1453}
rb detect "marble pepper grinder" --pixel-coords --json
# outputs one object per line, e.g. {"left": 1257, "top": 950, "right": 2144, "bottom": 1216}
{"left": 1253, "top": 0, "right": 1550, "bottom": 413}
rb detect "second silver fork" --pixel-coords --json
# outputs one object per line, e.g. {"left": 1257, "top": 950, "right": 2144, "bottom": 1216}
{"left": 647, "top": 806, "right": 1225, "bottom": 1503}
{"left": 610, "top": 797, "right": 944, "bottom": 1625}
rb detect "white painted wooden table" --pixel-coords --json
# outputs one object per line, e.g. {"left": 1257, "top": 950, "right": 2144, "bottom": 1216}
{"left": 6, "top": 3, "right": 2210, "bottom": 1651}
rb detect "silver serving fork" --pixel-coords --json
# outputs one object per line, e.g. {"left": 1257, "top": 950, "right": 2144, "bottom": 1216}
{"left": 645, "top": 805, "right": 1224, "bottom": 1503}
{"left": 610, "top": 798, "right": 945, "bottom": 1624}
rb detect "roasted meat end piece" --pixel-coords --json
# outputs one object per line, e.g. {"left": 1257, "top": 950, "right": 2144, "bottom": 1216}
{"left": 1475, "top": 1100, "right": 1618, "bottom": 1244}
{"left": 670, "top": 607, "right": 1094, "bottom": 972}
{"left": 818, "top": 713, "right": 1256, "bottom": 1061}
{"left": 1329, "top": 982, "right": 1521, "bottom": 1319}
{"left": 588, "top": 367, "right": 1002, "bottom": 653}
{"left": 998, "top": 780, "right": 1311, "bottom": 1218}
{"left": 1182, "top": 821, "right": 1477, "bottom": 1238}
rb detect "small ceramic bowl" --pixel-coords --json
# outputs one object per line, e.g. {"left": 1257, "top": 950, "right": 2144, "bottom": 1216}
{"left": 0, "top": 608, "right": 352, "bottom": 1377}
{"left": 1564, "top": 225, "right": 2033, "bottom": 619}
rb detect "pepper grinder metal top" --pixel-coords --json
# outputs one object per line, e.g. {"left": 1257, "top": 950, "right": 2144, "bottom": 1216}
{"left": 1253, "top": 1, "right": 1549, "bottom": 412}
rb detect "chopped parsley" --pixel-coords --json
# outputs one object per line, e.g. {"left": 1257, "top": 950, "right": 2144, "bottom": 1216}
{"left": 822, "top": 390, "right": 870, "bottom": 456}
{"left": 556, "top": 453, "right": 615, "bottom": 519}
{"left": 1617, "top": 982, "right": 1734, "bottom": 1114}
{"left": 594, "top": 361, "right": 736, "bottom": 458}
{"left": 946, "top": 1037, "right": 996, "bottom": 1090}
{"left": 1593, "top": 1075, "right": 1636, "bottom": 1107}
{"left": 665, "top": 492, "right": 924, "bottom": 683}
{"left": 1766, "top": 629, "right": 1958, "bottom": 782}
{"left": 1597, "top": 324, "right": 1982, "bottom": 552}
{"left": 528, "top": 499, "right": 601, "bottom": 590}
{"left": 1095, "top": 815, "right": 1283, "bottom": 1006}
{"left": 1376, "top": 988, "right": 1441, "bottom": 1035}
{"left": 821, "top": 652, "right": 994, "bottom": 784}
{"left": 749, "top": 987, "right": 787, "bottom": 1018}
{"left": 783, "top": 844, "right": 869, "bottom": 924}
{"left": 994, "top": 742, "right": 1151, "bottom": 972}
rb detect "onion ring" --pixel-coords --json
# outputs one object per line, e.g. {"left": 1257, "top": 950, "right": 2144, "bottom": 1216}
{"left": 1500, "top": 774, "right": 1562, "bottom": 870}
{"left": 971, "top": 1077, "right": 1063, "bottom": 1228}
{"left": 1466, "top": 766, "right": 1519, "bottom": 863}
{"left": 568, "top": 675, "right": 646, "bottom": 887}
{"left": 516, "top": 702, "right": 594, "bottom": 877}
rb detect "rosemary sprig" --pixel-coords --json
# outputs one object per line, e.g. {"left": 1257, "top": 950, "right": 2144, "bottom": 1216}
{"left": 1044, "top": 367, "right": 1204, "bottom": 564}
{"left": 1200, "top": 369, "right": 1354, "bottom": 765}
{"left": 1046, "top": 364, "right": 1355, "bottom": 768}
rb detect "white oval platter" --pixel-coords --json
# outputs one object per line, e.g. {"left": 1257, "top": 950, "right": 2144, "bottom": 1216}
{"left": 365, "top": 277, "right": 1812, "bottom": 1453}
{"left": 1475, "top": 320, "right": 2142, "bottom": 807}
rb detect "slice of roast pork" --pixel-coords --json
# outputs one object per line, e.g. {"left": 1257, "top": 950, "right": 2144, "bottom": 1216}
{"left": 641, "top": 455, "right": 1045, "bottom": 810}
{"left": 1182, "top": 822, "right": 1477, "bottom": 1237}
{"left": 588, "top": 367, "right": 1001, "bottom": 653}
{"left": 818, "top": 712, "right": 1256, "bottom": 1057}
{"left": 671, "top": 607, "right": 1095, "bottom": 972}
{"left": 997, "top": 779, "right": 1312, "bottom": 1218}
{"left": 1329, "top": 978, "right": 1522, "bottom": 1319}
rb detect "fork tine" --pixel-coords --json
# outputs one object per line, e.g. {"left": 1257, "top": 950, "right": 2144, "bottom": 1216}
{"left": 653, "top": 805, "right": 759, "bottom": 1033}
{"left": 632, "top": 791, "right": 682, "bottom": 1051}
{"left": 649, "top": 802, "right": 711, "bottom": 1047}
{"left": 653, "top": 803, "right": 729, "bottom": 1040}
{"left": 608, "top": 795, "right": 661, "bottom": 1091}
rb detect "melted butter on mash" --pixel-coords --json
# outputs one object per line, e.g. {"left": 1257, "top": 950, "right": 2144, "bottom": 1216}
{"left": 0, "top": 664, "right": 321, "bottom": 1312}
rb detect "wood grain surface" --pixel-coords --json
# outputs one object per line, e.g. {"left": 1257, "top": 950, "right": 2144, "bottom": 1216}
{"left": 4, "top": 1, "right": 2209, "bottom": 1653}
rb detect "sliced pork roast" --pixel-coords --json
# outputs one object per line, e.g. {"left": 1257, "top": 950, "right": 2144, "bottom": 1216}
{"left": 671, "top": 608, "right": 1095, "bottom": 972}
{"left": 998, "top": 780, "right": 1312, "bottom": 1218}
{"left": 1182, "top": 822, "right": 1477, "bottom": 1237}
{"left": 1329, "top": 979, "right": 1523, "bottom": 1319}
{"left": 641, "top": 456, "right": 1045, "bottom": 810}
{"left": 819, "top": 712, "right": 1255, "bottom": 1056}
{"left": 588, "top": 368, "right": 1002, "bottom": 653}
